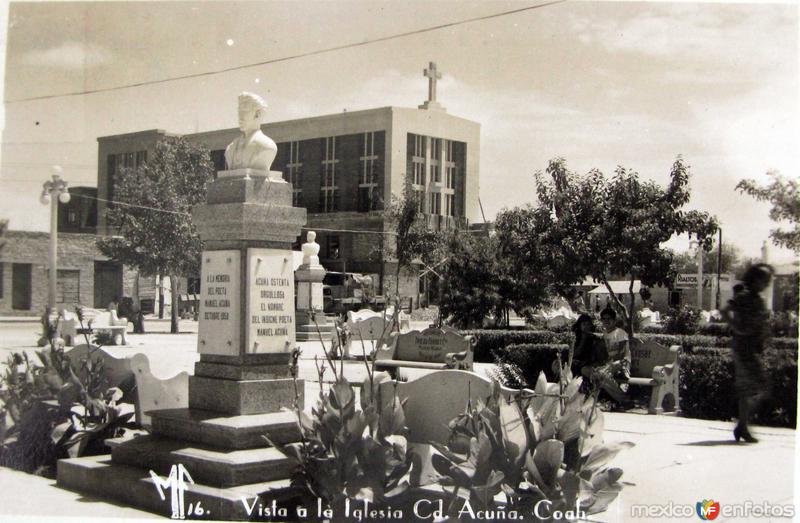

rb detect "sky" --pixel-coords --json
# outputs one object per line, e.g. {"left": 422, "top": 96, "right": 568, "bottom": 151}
{"left": 0, "top": 0, "right": 797, "bottom": 263}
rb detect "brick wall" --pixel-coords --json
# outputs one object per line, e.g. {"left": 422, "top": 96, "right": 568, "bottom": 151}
{"left": 0, "top": 231, "right": 108, "bottom": 315}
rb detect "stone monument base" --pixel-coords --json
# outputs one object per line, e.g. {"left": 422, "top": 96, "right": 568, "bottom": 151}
{"left": 295, "top": 310, "right": 334, "bottom": 342}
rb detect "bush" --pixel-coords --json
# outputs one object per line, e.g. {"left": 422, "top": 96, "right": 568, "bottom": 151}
{"left": 637, "top": 333, "right": 797, "bottom": 352}
{"left": 698, "top": 322, "right": 730, "bottom": 336}
{"left": 680, "top": 347, "right": 797, "bottom": 428}
{"left": 770, "top": 312, "right": 799, "bottom": 338}
{"left": 663, "top": 305, "right": 702, "bottom": 334}
{"left": 492, "top": 343, "right": 570, "bottom": 386}
{"left": 462, "top": 330, "right": 573, "bottom": 362}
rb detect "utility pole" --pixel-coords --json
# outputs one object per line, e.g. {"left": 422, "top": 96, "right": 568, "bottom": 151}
{"left": 716, "top": 229, "right": 722, "bottom": 310}
{"left": 40, "top": 166, "right": 71, "bottom": 309}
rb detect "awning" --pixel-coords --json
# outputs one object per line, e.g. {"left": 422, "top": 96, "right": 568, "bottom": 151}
{"left": 587, "top": 280, "right": 641, "bottom": 295}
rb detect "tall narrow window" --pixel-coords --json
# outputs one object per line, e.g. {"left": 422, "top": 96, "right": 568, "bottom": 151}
{"left": 320, "top": 137, "right": 339, "bottom": 212}
{"left": 430, "top": 192, "right": 441, "bottom": 215}
{"left": 445, "top": 194, "right": 455, "bottom": 217}
{"left": 358, "top": 132, "right": 379, "bottom": 212}
{"left": 409, "top": 134, "right": 426, "bottom": 213}
{"left": 287, "top": 141, "right": 303, "bottom": 207}
{"left": 430, "top": 138, "right": 441, "bottom": 183}
{"left": 444, "top": 140, "right": 456, "bottom": 189}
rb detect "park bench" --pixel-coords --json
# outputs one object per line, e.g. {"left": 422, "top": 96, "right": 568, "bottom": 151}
{"left": 65, "top": 345, "right": 188, "bottom": 428}
{"left": 628, "top": 339, "right": 681, "bottom": 415}
{"left": 331, "top": 308, "right": 395, "bottom": 358}
{"left": 374, "top": 326, "right": 475, "bottom": 379}
{"left": 58, "top": 308, "right": 128, "bottom": 346}
{"left": 129, "top": 353, "right": 189, "bottom": 428}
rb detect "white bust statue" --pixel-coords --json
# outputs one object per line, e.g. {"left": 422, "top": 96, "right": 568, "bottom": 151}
{"left": 301, "top": 231, "right": 321, "bottom": 266}
{"left": 224, "top": 92, "right": 278, "bottom": 172}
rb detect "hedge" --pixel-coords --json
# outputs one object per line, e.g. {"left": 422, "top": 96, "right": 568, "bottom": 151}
{"left": 493, "top": 343, "right": 797, "bottom": 428}
{"left": 463, "top": 329, "right": 798, "bottom": 363}
{"left": 680, "top": 347, "right": 797, "bottom": 428}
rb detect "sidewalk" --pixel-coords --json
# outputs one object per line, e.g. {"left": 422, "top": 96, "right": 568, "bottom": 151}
{"left": 0, "top": 412, "right": 794, "bottom": 522}
{"left": 0, "top": 320, "right": 796, "bottom": 521}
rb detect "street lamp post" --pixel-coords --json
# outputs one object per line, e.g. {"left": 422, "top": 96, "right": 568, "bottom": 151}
{"left": 40, "top": 166, "right": 70, "bottom": 309}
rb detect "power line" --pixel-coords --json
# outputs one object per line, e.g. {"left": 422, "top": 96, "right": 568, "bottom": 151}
{"left": 5, "top": 0, "right": 566, "bottom": 104}
{"left": 72, "top": 193, "right": 399, "bottom": 236}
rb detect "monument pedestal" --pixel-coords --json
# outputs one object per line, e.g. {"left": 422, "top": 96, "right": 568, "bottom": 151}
{"left": 294, "top": 256, "right": 333, "bottom": 342}
{"left": 58, "top": 138, "right": 308, "bottom": 518}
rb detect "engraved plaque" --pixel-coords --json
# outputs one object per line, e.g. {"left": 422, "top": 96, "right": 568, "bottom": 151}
{"left": 246, "top": 248, "right": 296, "bottom": 354}
{"left": 198, "top": 250, "right": 240, "bottom": 355}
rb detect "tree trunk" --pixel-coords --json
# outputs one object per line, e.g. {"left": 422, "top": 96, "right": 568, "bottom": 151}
{"left": 601, "top": 275, "right": 633, "bottom": 337}
{"left": 170, "top": 275, "right": 180, "bottom": 334}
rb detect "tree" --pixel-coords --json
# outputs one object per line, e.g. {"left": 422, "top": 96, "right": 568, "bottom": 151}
{"left": 671, "top": 241, "right": 741, "bottom": 275}
{"left": 97, "top": 137, "right": 214, "bottom": 334}
{"left": 381, "top": 183, "right": 443, "bottom": 301}
{"left": 531, "top": 157, "right": 718, "bottom": 336}
{"left": 493, "top": 206, "right": 564, "bottom": 323}
{"left": 737, "top": 171, "right": 799, "bottom": 253}
{"left": 439, "top": 231, "right": 503, "bottom": 328}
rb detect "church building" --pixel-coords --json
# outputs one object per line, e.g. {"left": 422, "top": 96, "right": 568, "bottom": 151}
{"left": 95, "top": 63, "right": 481, "bottom": 308}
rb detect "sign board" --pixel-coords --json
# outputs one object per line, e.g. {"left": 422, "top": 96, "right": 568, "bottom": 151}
{"left": 198, "top": 250, "right": 240, "bottom": 355}
{"left": 676, "top": 273, "right": 734, "bottom": 289}
{"left": 246, "top": 248, "right": 296, "bottom": 354}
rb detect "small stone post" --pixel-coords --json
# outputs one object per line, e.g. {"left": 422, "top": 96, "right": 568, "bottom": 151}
{"left": 294, "top": 231, "right": 333, "bottom": 341}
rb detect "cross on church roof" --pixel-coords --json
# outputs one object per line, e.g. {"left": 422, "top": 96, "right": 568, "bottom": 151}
{"left": 420, "top": 62, "right": 445, "bottom": 111}
{"left": 424, "top": 62, "right": 442, "bottom": 103}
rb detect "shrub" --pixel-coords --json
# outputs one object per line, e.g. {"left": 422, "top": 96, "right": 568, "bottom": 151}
{"left": 680, "top": 347, "right": 797, "bottom": 428}
{"left": 0, "top": 309, "right": 133, "bottom": 476}
{"left": 637, "top": 333, "right": 797, "bottom": 352}
{"left": 462, "top": 330, "right": 572, "bottom": 362}
{"left": 770, "top": 312, "right": 799, "bottom": 338}
{"left": 492, "top": 344, "right": 571, "bottom": 386}
{"left": 698, "top": 322, "right": 730, "bottom": 336}
{"left": 663, "top": 305, "right": 702, "bottom": 334}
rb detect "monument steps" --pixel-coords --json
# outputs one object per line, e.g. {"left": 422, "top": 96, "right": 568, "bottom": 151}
{"left": 57, "top": 454, "right": 293, "bottom": 521}
{"left": 108, "top": 434, "right": 295, "bottom": 488}
{"left": 150, "top": 408, "right": 302, "bottom": 450}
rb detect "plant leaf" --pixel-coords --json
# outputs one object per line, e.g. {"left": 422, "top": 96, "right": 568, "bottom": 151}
{"left": 533, "top": 439, "right": 564, "bottom": 488}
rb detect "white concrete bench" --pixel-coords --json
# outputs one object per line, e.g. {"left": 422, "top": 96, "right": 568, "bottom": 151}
{"left": 374, "top": 327, "right": 475, "bottom": 380}
{"left": 628, "top": 339, "right": 680, "bottom": 415}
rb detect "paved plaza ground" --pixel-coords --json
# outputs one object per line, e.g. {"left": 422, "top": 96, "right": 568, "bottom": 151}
{"left": 0, "top": 318, "right": 796, "bottom": 522}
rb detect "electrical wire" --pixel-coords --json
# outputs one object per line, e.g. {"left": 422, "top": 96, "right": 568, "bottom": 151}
{"left": 5, "top": 0, "right": 566, "bottom": 104}
{"left": 71, "top": 192, "right": 400, "bottom": 236}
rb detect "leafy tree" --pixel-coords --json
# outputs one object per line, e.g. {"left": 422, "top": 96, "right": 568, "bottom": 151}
{"left": 531, "top": 157, "right": 718, "bottom": 336}
{"left": 671, "top": 241, "right": 741, "bottom": 275}
{"left": 381, "top": 182, "right": 443, "bottom": 300}
{"left": 493, "top": 206, "right": 562, "bottom": 323}
{"left": 439, "top": 231, "right": 504, "bottom": 328}
{"left": 97, "top": 137, "right": 214, "bottom": 333}
{"left": 737, "top": 171, "right": 799, "bottom": 253}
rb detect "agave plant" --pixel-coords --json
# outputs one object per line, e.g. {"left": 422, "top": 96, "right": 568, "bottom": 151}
{"left": 267, "top": 347, "right": 412, "bottom": 511}
{"left": 430, "top": 367, "right": 633, "bottom": 520}
{"left": 0, "top": 307, "right": 133, "bottom": 475}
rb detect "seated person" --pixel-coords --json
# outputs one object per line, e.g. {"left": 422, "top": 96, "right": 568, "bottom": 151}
{"left": 586, "top": 307, "right": 633, "bottom": 407}
{"left": 570, "top": 314, "right": 607, "bottom": 377}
